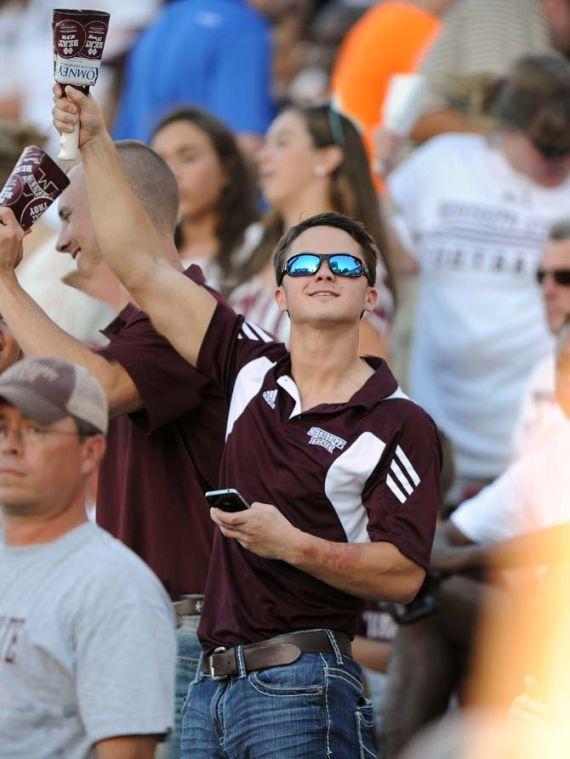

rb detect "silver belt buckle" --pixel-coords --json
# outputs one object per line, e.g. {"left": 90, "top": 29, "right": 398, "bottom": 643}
{"left": 209, "top": 647, "right": 227, "bottom": 681}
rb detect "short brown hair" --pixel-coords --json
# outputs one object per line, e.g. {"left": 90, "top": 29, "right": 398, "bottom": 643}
{"left": 492, "top": 54, "right": 570, "bottom": 155}
{"left": 115, "top": 140, "right": 180, "bottom": 235}
{"left": 274, "top": 211, "right": 378, "bottom": 286}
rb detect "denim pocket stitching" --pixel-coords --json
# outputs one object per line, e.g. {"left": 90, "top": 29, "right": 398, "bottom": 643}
{"left": 178, "top": 656, "right": 200, "bottom": 665}
{"left": 180, "top": 678, "right": 195, "bottom": 719}
{"left": 320, "top": 652, "right": 333, "bottom": 757}
{"left": 355, "top": 705, "right": 376, "bottom": 759}
{"left": 248, "top": 670, "right": 325, "bottom": 698}
{"left": 325, "top": 666, "right": 364, "bottom": 694}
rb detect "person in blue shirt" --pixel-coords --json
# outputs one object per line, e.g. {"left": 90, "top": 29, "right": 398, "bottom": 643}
{"left": 113, "top": 0, "right": 275, "bottom": 156}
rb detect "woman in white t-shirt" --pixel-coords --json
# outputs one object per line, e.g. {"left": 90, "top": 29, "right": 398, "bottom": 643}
{"left": 150, "top": 107, "right": 260, "bottom": 294}
{"left": 388, "top": 54, "right": 570, "bottom": 493}
{"left": 228, "top": 104, "right": 395, "bottom": 355}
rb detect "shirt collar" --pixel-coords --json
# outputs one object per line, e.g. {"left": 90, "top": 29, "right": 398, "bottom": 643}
{"left": 273, "top": 356, "right": 398, "bottom": 414}
{"left": 100, "top": 303, "right": 135, "bottom": 338}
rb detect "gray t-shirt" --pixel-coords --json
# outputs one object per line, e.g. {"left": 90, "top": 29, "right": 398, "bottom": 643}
{"left": 0, "top": 522, "right": 176, "bottom": 758}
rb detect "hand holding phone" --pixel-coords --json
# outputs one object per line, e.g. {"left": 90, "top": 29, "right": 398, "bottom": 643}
{"left": 204, "top": 488, "right": 250, "bottom": 513}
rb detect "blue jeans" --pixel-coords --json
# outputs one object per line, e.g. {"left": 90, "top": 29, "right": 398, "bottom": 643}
{"left": 180, "top": 631, "right": 375, "bottom": 758}
{"left": 157, "top": 615, "right": 202, "bottom": 759}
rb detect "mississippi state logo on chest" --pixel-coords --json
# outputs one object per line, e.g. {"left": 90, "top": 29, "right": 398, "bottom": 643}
{"left": 306, "top": 426, "right": 347, "bottom": 454}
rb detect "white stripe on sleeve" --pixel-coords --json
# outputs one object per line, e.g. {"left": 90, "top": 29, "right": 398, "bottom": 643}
{"left": 395, "top": 445, "right": 421, "bottom": 486}
{"left": 390, "top": 460, "right": 414, "bottom": 495}
{"left": 387, "top": 474, "right": 407, "bottom": 504}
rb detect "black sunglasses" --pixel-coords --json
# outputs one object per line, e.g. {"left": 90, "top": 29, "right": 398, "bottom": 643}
{"left": 536, "top": 268, "right": 570, "bottom": 286}
{"left": 280, "top": 253, "right": 372, "bottom": 285}
{"left": 533, "top": 141, "right": 570, "bottom": 161}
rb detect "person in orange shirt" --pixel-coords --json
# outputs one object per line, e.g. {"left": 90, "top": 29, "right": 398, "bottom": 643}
{"left": 331, "top": 0, "right": 452, "bottom": 160}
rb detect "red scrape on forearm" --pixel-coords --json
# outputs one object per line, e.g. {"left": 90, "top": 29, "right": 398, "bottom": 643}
{"left": 301, "top": 539, "right": 367, "bottom": 573}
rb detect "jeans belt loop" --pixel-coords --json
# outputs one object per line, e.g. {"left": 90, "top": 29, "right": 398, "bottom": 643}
{"left": 173, "top": 594, "right": 205, "bottom": 627}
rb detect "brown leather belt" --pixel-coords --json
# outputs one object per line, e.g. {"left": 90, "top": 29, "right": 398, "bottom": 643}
{"left": 202, "top": 630, "right": 352, "bottom": 680}
{"left": 173, "top": 595, "right": 204, "bottom": 626}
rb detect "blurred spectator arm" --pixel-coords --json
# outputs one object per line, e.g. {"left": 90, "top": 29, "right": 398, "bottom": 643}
{"left": 95, "top": 736, "right": 157, "bottom": 758}
{"left": 430, "top": 519, "right": 485, "bottom": 574}
{"left": 411, "top": 106, "right": 483, "bottom": 143}
{"left": 0, "top": 268, "right": 139, "bottom": 415}
{"left": 352, "top": 635, "right": 392, "bottom": 673}
{"left": 436, "top": 460, "right": 568, "bottom": 572}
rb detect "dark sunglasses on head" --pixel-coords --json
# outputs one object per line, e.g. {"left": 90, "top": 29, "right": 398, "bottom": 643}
{"left": 536, "top": 268, "right": 570, "bottom": 286}
{"left": 533, "top": 141, "right": 570, "bottom": 162}
{"left": 280, "top": 252, "right": 372, "bottom": 285}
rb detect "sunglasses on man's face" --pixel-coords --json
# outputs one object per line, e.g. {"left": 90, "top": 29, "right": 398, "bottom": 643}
{"left": 536, "top": 268, "right": 570, "bottom": 287}
{"left": 533, "top": 142, "right": 570, "bottom": 162}
{"left": 280, "top": 253, "right": 372, "bottom": 285}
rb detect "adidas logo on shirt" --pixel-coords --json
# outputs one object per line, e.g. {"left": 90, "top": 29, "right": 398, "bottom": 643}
{"left": 307, "top": 427, "right": 347, "bottom": 455}
{"left": 386, "top": 445, "right": 421, "bottom": 504}
{"left": 263, "top": 390, "right": 277, "bottom": 409}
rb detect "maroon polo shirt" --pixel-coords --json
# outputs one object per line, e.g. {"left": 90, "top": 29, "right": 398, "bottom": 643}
{"left": 96, "top": 266, "right": 226, "bottom": 599}
{"left": 196, "top": 301, "right": 441, "bottom": 653}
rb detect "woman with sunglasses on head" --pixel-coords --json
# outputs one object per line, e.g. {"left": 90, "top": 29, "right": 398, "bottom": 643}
{"left": 229, "top": 103, "right": 395, "bottom": 356}
{"left": 150, "top": 107, "right": 259, "bottom": 295}
{"left": 388, "top": 53, "right": 570, "bottom": 504}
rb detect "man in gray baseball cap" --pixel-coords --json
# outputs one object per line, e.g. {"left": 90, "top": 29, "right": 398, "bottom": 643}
{"left": 0, "top": 355, "right": 108, "bottom": 436}
{"left": 0, "top": 356, "right": 176, "bottom": 758}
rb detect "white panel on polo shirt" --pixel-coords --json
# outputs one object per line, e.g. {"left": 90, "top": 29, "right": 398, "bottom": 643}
{"left": 226, "top": 356, "right": 276, "bottom": 439}
{"left": 325, "top": 432, "right": 386, "bottom": 543}
{"left": 277, "top": 375, "right": 302, "bottom": 418}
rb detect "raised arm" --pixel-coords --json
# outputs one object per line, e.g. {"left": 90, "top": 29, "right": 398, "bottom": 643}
{"left": 0, "top": 208, "right": 138, "bottom": 416}
{"left": 53, "top": 85, "right": 216, "bottom": 367}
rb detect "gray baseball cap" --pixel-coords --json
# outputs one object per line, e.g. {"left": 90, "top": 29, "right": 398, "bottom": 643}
{"left": 0, "top": 356, "right": 108, "bottom": 434}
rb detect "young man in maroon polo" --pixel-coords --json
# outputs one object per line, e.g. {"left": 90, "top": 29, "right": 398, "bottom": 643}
{"left": 54, "top": 86, "right": 441, "bottom": 757}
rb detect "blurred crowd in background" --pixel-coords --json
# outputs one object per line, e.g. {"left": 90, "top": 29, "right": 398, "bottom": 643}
{"left": 1, "top": 1, "right": 570, "bottom": 757}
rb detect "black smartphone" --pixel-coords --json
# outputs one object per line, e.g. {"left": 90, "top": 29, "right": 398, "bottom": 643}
{"left": 204, "top": 488, "right": 250, "bottom": 513}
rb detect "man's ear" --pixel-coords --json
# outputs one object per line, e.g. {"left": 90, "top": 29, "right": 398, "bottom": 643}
{"left": 80, "top": 435, "right": 106, "bottom": 477}
{"left": 363, "top": 286, "right": 378, "bottom": 314}
{"left": 274, "top": 284, "right": 288, "bottom": 313}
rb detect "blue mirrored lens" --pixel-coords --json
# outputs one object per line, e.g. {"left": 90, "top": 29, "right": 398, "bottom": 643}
{"left": 328, "top": 254, "right": 363, "bottom": 277}
{"left": 285, "top": 253, "right": 367, "bottom": 280}
{"left": 286, "top": 254, "right": 321, "bottom": 277}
